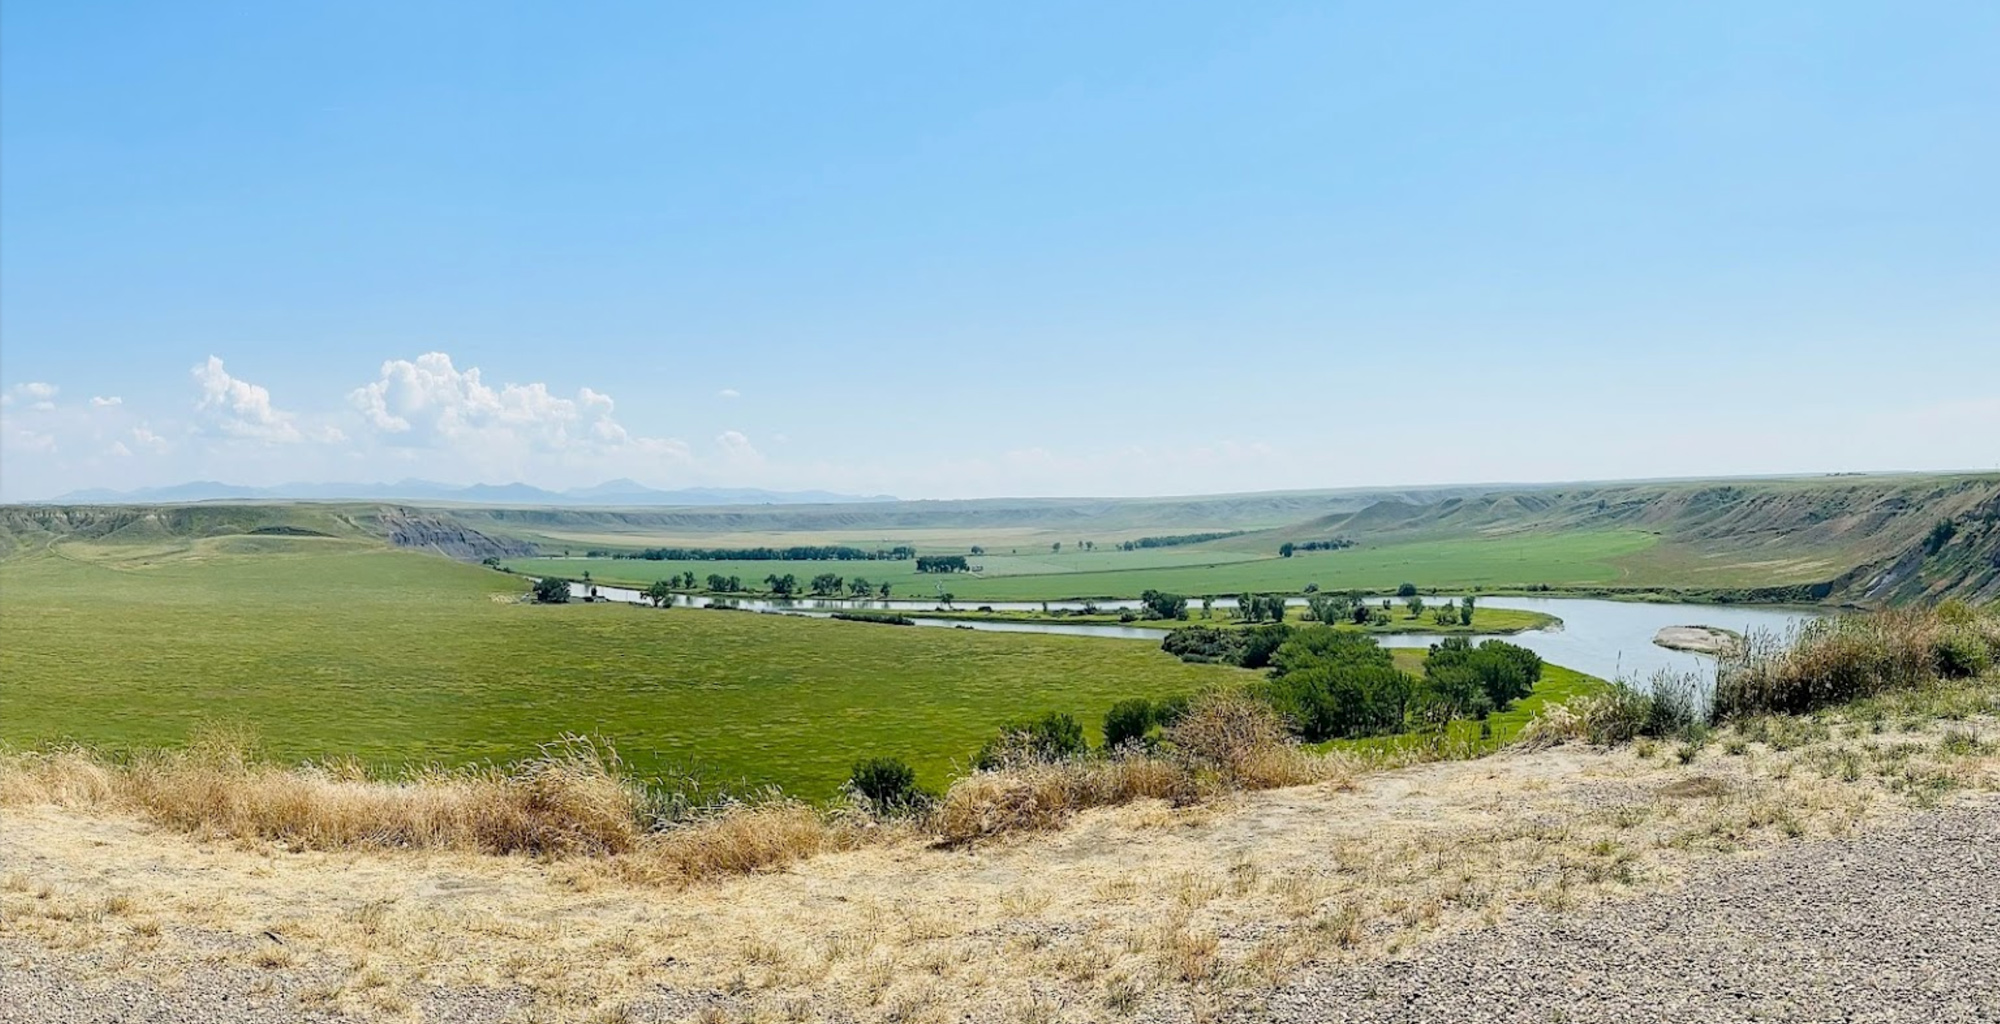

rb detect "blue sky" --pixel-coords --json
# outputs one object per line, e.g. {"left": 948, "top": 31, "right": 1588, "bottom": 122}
{"left": 3, "top": 2, "right": 1996, "bottom": 501}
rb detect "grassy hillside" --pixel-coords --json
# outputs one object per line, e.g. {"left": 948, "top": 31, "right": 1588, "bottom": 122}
{"left": 8, "top": 472, "right": 1993, "bottom": 605}
{"left": 0, "top": 539, "right": 1247, "bottom": 797}
{"left": 0, "top": 503, "right": 530, "bottom": 562}
{"left": 1269, "top": 474, "right": 2000, "bottom": 603}
{"left": 438, "top": 484, "right": 1500, "bottom": 551}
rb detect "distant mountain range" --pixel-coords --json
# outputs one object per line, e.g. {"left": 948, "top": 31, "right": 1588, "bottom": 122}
{"left": 45, "top": 478, "right": 894, "bottom": 507}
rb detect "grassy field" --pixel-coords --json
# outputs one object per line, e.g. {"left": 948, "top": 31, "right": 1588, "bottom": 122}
{"left": 0, "top": 539, "right": 1251, "bottom": 798}
{"left": 506, "top": 530, "right": 1659, "bottom": 601}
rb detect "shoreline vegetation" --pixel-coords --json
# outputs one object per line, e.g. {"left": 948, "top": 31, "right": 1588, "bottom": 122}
{"left": 514, "top": 559, "right": 1844, "bottom": 610}
{"left": 561, "top": 591, "right": 1562, "bottom": 637}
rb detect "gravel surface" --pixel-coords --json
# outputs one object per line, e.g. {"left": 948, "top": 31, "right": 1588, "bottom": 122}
{"left": 6, "top": 799, "right": 1995, "bottom": 1022}
{"left": 1245, "top": 800, "right": 2000, "bottom": 1024}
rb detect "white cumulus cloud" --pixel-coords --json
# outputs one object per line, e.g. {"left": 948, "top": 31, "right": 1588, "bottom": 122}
{"left": 715, "top": 429, "right": 763, "bottom": 466}
{"left": 4, "top": 382, "right": 59, "bottom": 410}
{"left": 91, "top": 396, "right": 123, "bottom": 407}
{"left": 192, "top": 357, "right": 309, "bottom": 442}
{"left": 348, "top": 352, "right": 691, "bottom": 469}
{"left": 131, "top": 427, "right": 172, "bottom": 453}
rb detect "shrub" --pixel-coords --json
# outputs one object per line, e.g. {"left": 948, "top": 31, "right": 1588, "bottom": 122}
{"left": 1260, "top": 664, "right": 1413, "bottom": 740}
{"left": 1152, "top": 693, "right": 1194, "bottom": 727}
{"left": 1423, "top": 638, "right": 1542, "bottom": 712}
{"left": 1237, "top": 624, "right": 1296, "bottom": 669}
{"left": 1269, "top": 628, "right": 1393, "bottom": 677}
{"left": 1932, "top": 627, "right": 1993, "bottom": 679}
{"left": 1161, "top": 625, "right": 1242, "bottom": 664}
{"left": 1415, "top": 665, "right": 1493, "bottom": 722}
{"left": 974, "top": 712, "right": 1088, "bottom": 769}
{"left": 1139, "top": 589, "right": 1190, "bottom": 621}
{"left": 1519, "top": 672, "right": 1705, "bottom": 749}
{"left": 847, "top": 757, "right": 929, "bottom": 815}
{"left": 1519, "top": 686, "right": 1652, "bottom": 748}
{"left": 1642, "top": 671, "right": 1706, "bottom": 737}
{"left": 1713, "top": 611, "right": 1951, "bottom": 719}
{"left": 829, "top": 611, "right": 915, "bottom": 626}
{"left": 1396, "top": 582, "right": 1418, "bottom": 598}
{"left": 1103, "top": 698, "right": 1156, "bottom": 749}
{"left": 1166, "top": 689, "right": 1322, "bottom": 786}
{"left": 531, "top": 576, "right": 571, "bottom": 603}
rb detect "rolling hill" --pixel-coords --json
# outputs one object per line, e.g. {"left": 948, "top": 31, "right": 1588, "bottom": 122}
{"left": 1266, "top": 474, "right": 2000, "bottom": 604}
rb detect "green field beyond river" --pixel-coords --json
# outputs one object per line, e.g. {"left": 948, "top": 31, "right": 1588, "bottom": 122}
{"left": 505, "top": 530, "right": 1661, "bottom": 602}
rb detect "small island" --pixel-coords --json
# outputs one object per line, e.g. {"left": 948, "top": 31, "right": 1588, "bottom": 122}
{"left": 1653, "top": 624, "right": 1744, "bottom": 656}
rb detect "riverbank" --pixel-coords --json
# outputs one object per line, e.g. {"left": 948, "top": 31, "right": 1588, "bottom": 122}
{"left": 895, "top": 605, "right": 1559, "bottom": 636}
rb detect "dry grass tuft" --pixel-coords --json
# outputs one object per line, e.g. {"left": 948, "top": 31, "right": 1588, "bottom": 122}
{"left": 109, "top": 732, "right": 643, "bottom": 856}
{"left": 617, "top": 801, "right": 859, "bottom": 885}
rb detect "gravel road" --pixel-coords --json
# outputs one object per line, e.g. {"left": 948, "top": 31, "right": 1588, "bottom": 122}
{"left": 1246, "top": 800, "right": 2000, "bottom": 1024}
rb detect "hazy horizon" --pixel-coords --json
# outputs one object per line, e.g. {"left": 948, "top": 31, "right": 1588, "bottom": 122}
{"left": 17, "top": 466, "right": 1999, "bottom": 508}
{"left": 5, "top": 3, "right": 1997, "bottom": 502}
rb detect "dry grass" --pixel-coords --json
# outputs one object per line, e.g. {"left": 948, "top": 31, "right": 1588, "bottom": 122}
{"left": 6, "top": 702, "right": 1997, "bottom": 1023}
{"left": 0, "top": 693, "right": 1345, "bottom": 891}
{"left": 1714, "top": 603, "right": 2000, "bottom": 719}
{"left": 616, "top": 801, "right": 863, "bottom": 886}
{"left": 1, "top": 730, "right": 645, "bottom": 856}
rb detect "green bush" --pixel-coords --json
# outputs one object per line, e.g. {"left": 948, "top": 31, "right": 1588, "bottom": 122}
{"left": 1256, "top": 629, "right": 1409, "bottom": 740}
{"left": 1415, "top": 665, "right": 1493, "bottom": 721}
{"left": 848, "top": 756, "right": 929, "bottom": 815}
{"left": 1932, "top": 627, "right": 1992, "bottom": 679}
{"left": 1151, "top": 693, "right": 1194, "bottom": 727}
{"left": 1159, "top": 624, "right": 1296, "bottom": 668}
{"left": 975, "top": 712, "right": 1088, "bottom": 769}
{"left": 1102, "top": 698, "right": 1156, "bottom": 749}
{"left": 1161, "top": 625, "right": 1242, "bottom": 664}
{"left": 531, "top": 576, "right": 571, "bottom": 603}
{"left": 1269, "top": 628, "right": 1394, "bottom": 677}
{"left": 1423, "top": 638, "right": 1543, "bottom": 712}
{"left": 1258, "top": 664, "right": 1412, "bottom": 741}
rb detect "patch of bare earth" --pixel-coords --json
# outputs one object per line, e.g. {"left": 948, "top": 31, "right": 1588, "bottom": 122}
{"left": 5, "top": 718, "right": 1997, "bottom": 1023}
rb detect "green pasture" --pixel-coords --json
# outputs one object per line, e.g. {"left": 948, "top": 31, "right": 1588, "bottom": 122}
{"left": 0, "top": 539, "right": 1252, "bottom": 797}
{"left": 507, "top": 530, "right": 1659, "bottom": 602}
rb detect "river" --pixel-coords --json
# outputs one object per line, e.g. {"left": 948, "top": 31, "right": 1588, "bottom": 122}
{"left": 569, "top": 584, "right": 1822, "bottom": 683}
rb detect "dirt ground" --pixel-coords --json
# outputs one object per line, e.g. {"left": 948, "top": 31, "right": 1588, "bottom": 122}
{"left": 5, "top": 718, "right": 1997, "bottom": 1023}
